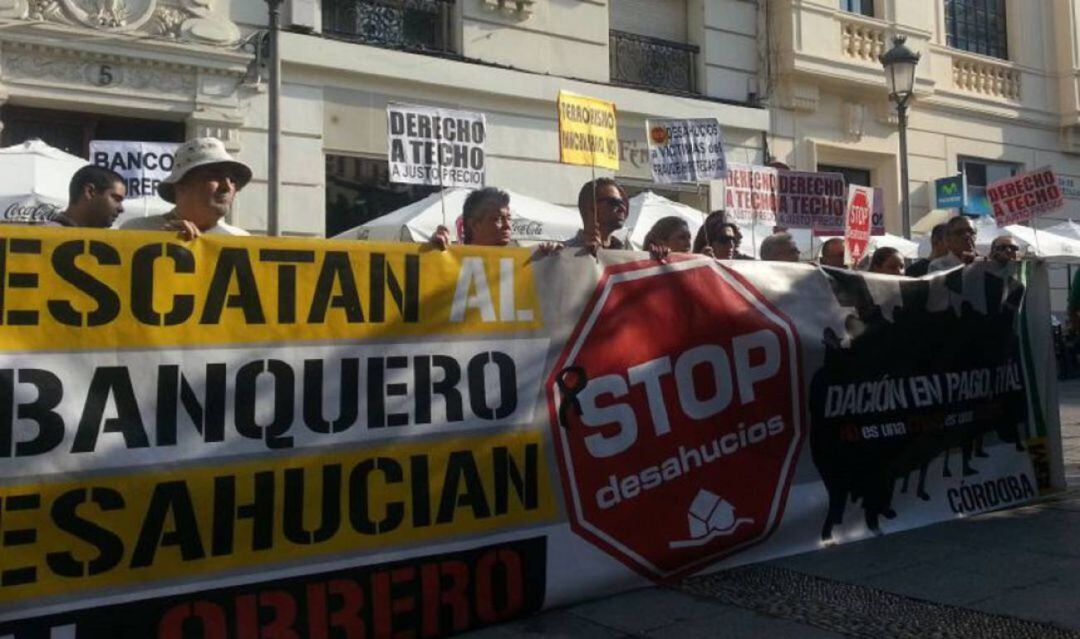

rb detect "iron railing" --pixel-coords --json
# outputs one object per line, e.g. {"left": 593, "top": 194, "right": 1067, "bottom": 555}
{"left": 609, "top": 30, "right": 699, "bottom": 95}
{"left": 323, "top": 0, "right": 455, "bottom": 54}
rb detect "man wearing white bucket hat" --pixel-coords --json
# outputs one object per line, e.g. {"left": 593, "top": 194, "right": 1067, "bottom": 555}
{"left": 121, "top": 137, "right": 251, "bottom": 237}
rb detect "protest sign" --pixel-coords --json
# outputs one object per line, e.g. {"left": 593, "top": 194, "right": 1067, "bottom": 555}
{"left": 645, "top": 118, "right": 726, "bottom": 184}
{"left": 387, "top": 104, "right": 487, "bottom": 188}
{"left": 844, "top": 185, "right": 873, "bottom": 265}
{"left": 0, "top": 226, "right": 1057, "bottom": 637}
{"left": 89, "top": 140, "right": 179, "bottom": 200}
{"left": 724, "top": 163, "right": 846, "bottom": 230}
{"left": 557, "top": 91, "right": 619, "bottom": 170}
{"left": 988, "top": 166, "right": 1064, "bottom": 226}
{"left": 872, "top": 186, "right": 885, "bottom": 236}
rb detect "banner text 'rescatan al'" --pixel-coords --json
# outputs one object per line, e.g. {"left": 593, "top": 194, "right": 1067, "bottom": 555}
{"left": 0, "top": 227, "right": 542, "bottom": 351}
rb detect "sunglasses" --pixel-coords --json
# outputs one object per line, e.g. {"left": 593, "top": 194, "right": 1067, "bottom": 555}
{"left": 995, "top": 244, "right": 1019, "bottom": 252}
{"left": 598, "top": 197, "right": 626, "bottom": 210}
{"left": 715, "top": 236, "right": 735, "bottom": 244}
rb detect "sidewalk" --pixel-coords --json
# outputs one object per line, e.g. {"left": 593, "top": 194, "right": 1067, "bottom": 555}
{"left": 466, "top": 380, "right": 1080, "bottom": 638}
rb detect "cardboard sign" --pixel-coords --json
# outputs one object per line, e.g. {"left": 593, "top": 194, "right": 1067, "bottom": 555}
{"left": 988, "top": 167, "right": 1064, "bottom": 227}
{"left": 844, "top": 185, "right": 874, "bottom": 266}
{"left": 89, "top": 140, "right": 179, "bottom": 200}
{"left": 724, "top": 163, "right": 846, "bottom": 230}
{"left": 387, "top": 104, "right": 487, "bottom": 188}
{"left": 645, "top": 118, "right": 726, "bottom": 184}
{"left": 557, "top": 91, "right": 619, "bottom": 170}
{"left": 935, "top": 175, "right": 965, "bottom": 209}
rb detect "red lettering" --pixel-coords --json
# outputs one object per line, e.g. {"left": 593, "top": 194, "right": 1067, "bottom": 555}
{"left": 373, "top": 567, "right": 417, "bottom": 639}
{"left": 158, "top": 601, "right": 228, "bottom": 639}
{"left": 421, "top": 560, "right": 471, "bottom": 637}
{"left": 475, "top": 550, "right": 523, "bottom": 624}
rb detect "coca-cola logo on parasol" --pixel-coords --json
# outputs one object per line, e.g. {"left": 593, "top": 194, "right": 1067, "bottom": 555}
{"left": 547, "top": 258, "right": 804, "bottom": 580}
{"left": 3, "top": 202, "right": 60, "bottom": 224}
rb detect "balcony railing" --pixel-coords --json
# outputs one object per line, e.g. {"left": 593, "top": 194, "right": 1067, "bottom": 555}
{"left": 952, "top": 50, "right": 1020, "bottom": 101}
{"left": 609, "top": 30, "right": 698, "bottom": 95}
{"left": 323, "top": 0, "right": 455, "bottom": 54}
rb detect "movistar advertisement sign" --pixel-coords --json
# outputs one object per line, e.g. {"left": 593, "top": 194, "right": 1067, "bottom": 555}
{"left": 935, "top": 175, "right": 965, "bottom": 209}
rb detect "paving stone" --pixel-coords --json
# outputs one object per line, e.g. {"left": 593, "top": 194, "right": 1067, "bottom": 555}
{"left": 565, "top": 587, "right": 732, "bottom": 634}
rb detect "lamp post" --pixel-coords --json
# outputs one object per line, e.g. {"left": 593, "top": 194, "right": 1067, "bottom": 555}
{"left": 266, "top": 0, "right": 283, "bottom": 237}
{"left": 879, "top": 35, "right": 920, "bottom": 239}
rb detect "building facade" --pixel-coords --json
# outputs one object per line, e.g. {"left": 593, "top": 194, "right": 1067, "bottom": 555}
{"left": 0, "top": 0, "right": 768, "bottom": 237}
{"left": 766, "top": 0, "right": 1080, "bottom": 308}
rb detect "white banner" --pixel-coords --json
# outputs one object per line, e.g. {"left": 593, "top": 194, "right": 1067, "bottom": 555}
{"left": 89, "top": 141, "right": 179, "bottom": 201}
{"left": 387, "top": 104, "right": 487, "bottom": 188}
{"left": 0, "top": 227, "right": 1058, "bottom": 637}
{"left": 645, "top": 118, "right": 726, "bottom": 184}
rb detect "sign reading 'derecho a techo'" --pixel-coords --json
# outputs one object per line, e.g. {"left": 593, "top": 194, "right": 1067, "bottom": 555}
{"left": 988, "top": 166, "right": 1064, "bottom": 227}
{"left": 386, "top": 104, "right": 487, "bottom": 188}
{"left": 724, "top": 163, "right": 846, "bottom": 230}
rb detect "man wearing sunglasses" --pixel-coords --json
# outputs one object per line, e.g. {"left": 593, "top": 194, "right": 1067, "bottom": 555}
{"left": 928, "top": 215, "right": 978, "bottom": 273}
{"left": 566, "top": 178, "right": 629, "bottom": 251}
{"left": 989, "top": 235, "right": 1020, "bottom": 265}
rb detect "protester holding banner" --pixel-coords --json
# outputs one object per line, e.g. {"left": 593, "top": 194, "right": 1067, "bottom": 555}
{"left": 642, "top": 216, "right": 692, "bottom": 254}
{"left": 906, "top": 222, "right": 948, "bottom": 277}
{"left": 760, "top": 232, "right": 800, "bottom": 262}
{"left": 869, "top": 246, "right": 905, "bottom": 276}
{"left": 928, "top": 216, "right": 977, "bottom": 273}
{"left": 46, "top": 165, "right": 126, "bottom": 228}
{"left": 990, "top": 236, "right": 1021, "bottom": 265}
{"left": 565, "top": 178, "right": 628, "bottom": 251}
{"left": 121, "top": 138, "right": 251, "bottom": 237}
{"left": 431, "top": 187, "right": 512, "bottom": 249}
{"left": 692, "top": 214, "right": 744, "bottom": 260}
{"left": 819, "top": 238, "right": 845, "bottom": 268}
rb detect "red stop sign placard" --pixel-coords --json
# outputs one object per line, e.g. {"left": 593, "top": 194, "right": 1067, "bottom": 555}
{"left": 845, "top": 186, "right": 873, "bottom": 266}
{"left": 548, "top": 259, "right": 803, "bottom": 580}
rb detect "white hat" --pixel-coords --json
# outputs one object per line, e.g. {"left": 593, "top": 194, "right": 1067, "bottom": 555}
{"left": 159, "top": 137, "right": 252, "bottom": 203}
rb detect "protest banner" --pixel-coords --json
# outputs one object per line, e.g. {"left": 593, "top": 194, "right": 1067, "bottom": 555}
{"left": 988, "top": 166, "right": 1064, "bottom": 226}
{"left": 0, "top": 226, "right": 1060, "bottom": 636}
{"left": 387, "top": 104, "right": 487, "bottom": 188}
{"left": 645, "top": 118, "right": 726, "bottom": 184}
{"left": 89, "top": 140, "right": 179, "bottom": 200}
{"left": 844, "top": 185, "right": 873, "bottom": 265}
{"left": 557, "top": 91, "right": 619, "bottom": 170}
{"left": 724, "top": 163, "right": 846, "bottom": 231}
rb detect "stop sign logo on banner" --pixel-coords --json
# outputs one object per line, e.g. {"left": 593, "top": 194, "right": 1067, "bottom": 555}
{"left": 547, "top": 259, "right": 803, "bottom": 580}
{"left": 844, "top": 185, "right": 873, "bottom": 266}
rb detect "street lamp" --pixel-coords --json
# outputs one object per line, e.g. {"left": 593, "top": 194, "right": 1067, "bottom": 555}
{"left": 266, "top": 0, "right": 283, "bottom": 237}
{"left": 879, "top": 35, "right": 920, "bottom": 239}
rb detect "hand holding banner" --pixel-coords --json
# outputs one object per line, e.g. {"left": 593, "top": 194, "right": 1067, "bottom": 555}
{"left": 844, "top": 185, "right": 874, "bottom": 266}
{"left": 557, "top": 91, "right": 619, "bottom": 170}
{"left": 645, "top": 118, "right": 726, "bottom": 184}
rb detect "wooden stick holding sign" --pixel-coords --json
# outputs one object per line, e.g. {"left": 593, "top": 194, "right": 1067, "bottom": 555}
{"left": 645, "top": 117, "right": 727, "bottom": 252}
{"left": 557, "top": 91, "right": 619, "bottom": 253}
{"left": 386, "top": 103, "right": 487, "bottom": 244}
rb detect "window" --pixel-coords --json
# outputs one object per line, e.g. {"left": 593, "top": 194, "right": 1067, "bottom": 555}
{"left": 326, "top": 155, "right": 438, "bottom": 237}
{"left": 818, "top": 164, "right": 871, "bottom": 187}
{"left": 322, "top": 0, "right": 455, "bottom": 54}
{"left": 0, "top": 106, "right": 184, "bottom": 157}
{"left": 841, "top": 0, "right": 874, "bottom": 18}
{"left": 959, "top": 157, "right": 1019, "bottom": 215}
{"left": 609, "top": 0, "right": 698, "bottom": 94}
{"left": 945, "top": 0, "right": 1008, "bottom": 60}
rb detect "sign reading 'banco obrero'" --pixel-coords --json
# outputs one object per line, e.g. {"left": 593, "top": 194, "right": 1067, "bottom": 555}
{"left": 547, "top": 259, "right": 805, "bottom": 580}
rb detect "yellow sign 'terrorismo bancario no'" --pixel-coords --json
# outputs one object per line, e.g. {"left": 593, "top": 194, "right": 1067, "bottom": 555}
{"left": 557, "top": 91, "right": 619, "bottom": 170}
